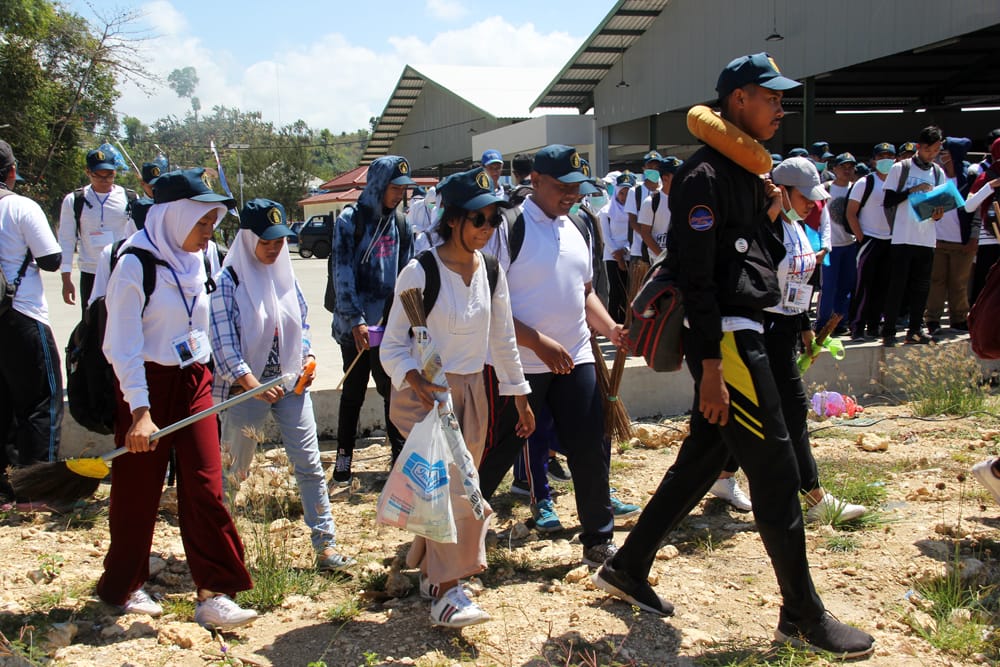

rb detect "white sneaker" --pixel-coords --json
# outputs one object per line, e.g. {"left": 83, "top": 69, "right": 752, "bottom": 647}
{"left": 194, "top": 594, "right": 258, "bottom": 631}
{"left": 806, "top": 493, "right": 866, "bottom": 523}
{"left": 429, "top": 585, "right": 490, "bottom": 628}
{"left": 121, "top": 588, "right": 162, "bottom": 617}
{"left": 972, "top": 459, "right": 1000, "bottom": 506}
{"left": 710, "top": 477, "right": 752, "bottom": 512}
{"left": 419, "top": 574, "right": 468, "bottom": 601}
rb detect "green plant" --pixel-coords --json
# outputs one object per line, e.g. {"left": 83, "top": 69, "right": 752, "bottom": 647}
{"left": 883, "top": 342, "right": 991, "bottom": 416}
{"left": 824, "top": 535, "right": 858, "bottom": 553}
{"left": 357, "top": 568, "right": 387, "bottom": 593}
{"left": 694, "top": 638, "right": 821, "bottom": 665}
{"left": 38, "top": 553, "right": 64, "bottom": 579}
{"left": 0, "top": 626, "right": 47, "bottom": 665}
{"left": 160, "top": 596, "right": 196, "bottom": 620}
{"left": 326, "top": 598, "right": 360, "bottom": 623}
{"left": 361, "top": 649, "right": 379, "bottom": 666}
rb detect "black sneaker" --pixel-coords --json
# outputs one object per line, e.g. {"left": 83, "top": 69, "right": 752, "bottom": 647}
{"left": 951, "top": 321, "right": 969, "bottom": 332}
{"left": 774, "top": 610, "right": 874, "bottom": 659}
{"left": 592, "top": 560, "right": 674, "bottom": 617}
{"left": 882, "top": 336, "right": 896, "bottom": 348}
{"left": 546, "top": 456, "right": 572, "bottom": 483}
{"left": 926, "top": 321, "right": 941, "bottom": 336}
{"left": 903, "top": 332, "right": 932, "bottom": 345}
{"left": 582, "top": 541, "right": 618, "bottom": 568}
{"left": 509, "top": 478, "right": 531, "bottom": 497}
{"left": 333, "top": 450, "right": 352, "bottom": 484}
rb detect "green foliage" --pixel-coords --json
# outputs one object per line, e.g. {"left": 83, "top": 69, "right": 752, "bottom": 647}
{"left": 884, "top": 343, "right": 992, "bottom": 416}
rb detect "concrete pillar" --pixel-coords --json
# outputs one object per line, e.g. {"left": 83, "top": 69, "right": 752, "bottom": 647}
{"left": 802, "top": 76, "right": 815, "bottom": 148}
{"left": 595, "top": 125, "right": 610, "bottom": 177}
{"left": 648, "top": 114, "right": 658, "bottom": 151}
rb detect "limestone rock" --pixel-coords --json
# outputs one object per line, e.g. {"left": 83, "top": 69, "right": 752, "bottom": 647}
{"left": 159, "top": 487, "right": 178, "bottom": 514}
{"left": 148, "top": 555, "right": 167, "bottom": 578}
{"left": 510, "top": 522, "right": 530, "bottom": 540}
{"left": 44, "top": 621, "right": 77, "bottom": 649}
{"left": 385, "top": 570, "right": 412, "bottom": 599}
{"left": 125, "top": 621, "right": 157, "bottom": 639}
{"left": 564, "top": 564, "right": 591, "bottom": 584}
{"left": 269, "top": 518, "right": 294, "bottom": 533}
{"left": 656, "top": 545, "right": 680, "bottom": 560}
{"left": 158, "top": 621, "right": 209, "bottom": 649}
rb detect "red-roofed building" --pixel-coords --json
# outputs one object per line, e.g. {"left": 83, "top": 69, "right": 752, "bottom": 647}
{"left": 299, "top": 165, "right": 436, "bottom": 219}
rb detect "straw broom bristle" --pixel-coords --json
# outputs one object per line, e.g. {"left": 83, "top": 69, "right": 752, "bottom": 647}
{"left": 399, "top": 288, "right": 426, "bottom": 327}
{"left": 591, "top": 337, "right": 633, "bottom": 443}
{"left": 8, "top": 462, "right": 102, "bottom": 503}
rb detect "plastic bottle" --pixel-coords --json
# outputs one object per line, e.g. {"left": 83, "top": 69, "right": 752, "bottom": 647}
{"left": 811, "top": 391, "right": 863, "bottom": 418}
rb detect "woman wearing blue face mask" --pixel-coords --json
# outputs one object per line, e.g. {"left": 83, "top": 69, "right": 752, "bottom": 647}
{"left": 712, "top": 157, "right": 866, "bottom": 523}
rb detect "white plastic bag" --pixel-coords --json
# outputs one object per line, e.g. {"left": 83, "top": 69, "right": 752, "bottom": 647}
{"left": 376, "top": 403, "right": 457, "bottom": 543}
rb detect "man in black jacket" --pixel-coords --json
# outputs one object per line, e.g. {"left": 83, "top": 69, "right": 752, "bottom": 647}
{"left": 592, "top": 54, "right": 875, "bottom": 660}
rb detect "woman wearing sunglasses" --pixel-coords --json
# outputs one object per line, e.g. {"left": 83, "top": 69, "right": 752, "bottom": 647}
{"left": 380, "top": 167, "right": 535, "bottom": 628}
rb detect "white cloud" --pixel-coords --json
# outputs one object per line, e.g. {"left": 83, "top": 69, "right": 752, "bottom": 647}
{"left": 111, "top": 6, "right": 582, "bottom": 135}
{"left": 425, "top": 0, "right": 468, "bottom": 21}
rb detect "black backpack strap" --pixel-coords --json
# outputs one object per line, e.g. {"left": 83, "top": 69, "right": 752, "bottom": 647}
{"left": 482, "top": 251, "right": 499, "bottom": 296}
{"left": 857, "top": 174, "right": 876, "bottom": 210}
{"left": 73, "top": 187, "right": 91, "bottom": 236}
{"left": 508, "top": 213, "right": 526, "bottom": 265}
{"left": 395, "top": 209, "right": 411, "bottom": 275}
{"left": 651, "top": 191, "right": 661, "bottom": 214}
{"left": 203, "top": 250, "right": 216, "bottom": 294}
{"left": 117, "top": 247, "right": 166, "bottom": 313}
{"left": 416, "top": 250, "right": 440, "bottom": 316}
{"left": 108, "top": 238, "right": 127, "bottom": 273}
{"left": 225, "top": 265, "right": 239, "bottom": 287}
{"left": 566, "top": 211, "right": 591, "bottom": 249}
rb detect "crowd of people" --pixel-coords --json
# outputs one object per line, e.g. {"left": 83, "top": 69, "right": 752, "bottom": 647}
{"left": 2, "top": 48, "right": 1000, "bottom": 657}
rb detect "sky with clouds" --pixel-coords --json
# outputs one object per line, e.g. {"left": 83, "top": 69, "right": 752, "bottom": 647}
{"left": 64, "top": 0, "right": 613, "bottom": 133}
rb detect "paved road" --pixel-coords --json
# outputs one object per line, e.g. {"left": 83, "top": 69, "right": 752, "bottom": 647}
{"left": 42, "top": 252, "right": 354, "bottom": 392}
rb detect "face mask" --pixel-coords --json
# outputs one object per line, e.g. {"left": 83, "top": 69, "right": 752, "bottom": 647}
{"left": 875, "top": 158, "right": 894, "bottom": 175}
{"left": 643, "top": 169, "right": 661, "bottom": 184}
{"left": 589, "top": 196, "right": 608, "bottom": 209}
{"left": 813, "top": 162, "right": 827, "bottom": 173}
{"left": 783, "top": 207, "right": 803, "bottom": 223}
{"left": 569, "top": 203, "right": 581, "bottom": 215}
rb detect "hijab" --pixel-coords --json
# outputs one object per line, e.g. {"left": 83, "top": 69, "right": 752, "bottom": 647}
{"left": 222, "top": 229, "right": 302, "bottom": 385}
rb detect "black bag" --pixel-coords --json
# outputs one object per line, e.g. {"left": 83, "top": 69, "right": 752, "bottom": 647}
{"left": 626, "top": 260, "right": 685, "bottom": 372}
{"left": 65, "top": 245, "right": 163, "bottom": 434}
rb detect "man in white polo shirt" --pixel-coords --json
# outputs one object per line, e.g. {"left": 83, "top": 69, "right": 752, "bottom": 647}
{"left": 0, "top": 141, "right": 64, "bottom": 496}
{"left": 477, "top": 144, "right": 626, "bottom": 567}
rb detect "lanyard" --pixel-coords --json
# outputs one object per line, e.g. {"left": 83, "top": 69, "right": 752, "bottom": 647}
{"left": 143, "top": 230, "right": 199, "bottom": 329}
{"left": 92, "top": 188, "right": 112, "bottom": 224}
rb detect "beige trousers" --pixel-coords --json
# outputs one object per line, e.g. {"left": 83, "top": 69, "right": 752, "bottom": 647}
{"left": 925, "top": 240, "right": 975, "bottom": 324}
{"left": 389, "top": 371, "right": 492, "bottom": 585}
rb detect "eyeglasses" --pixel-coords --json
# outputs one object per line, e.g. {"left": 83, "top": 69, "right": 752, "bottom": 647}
{"left": 465, "top": 212, "right": 503, "bottom": 229}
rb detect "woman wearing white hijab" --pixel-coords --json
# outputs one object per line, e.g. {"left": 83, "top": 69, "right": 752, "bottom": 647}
{"left": 210, "top": 198, "right": 353, "bottom": 572}
{"left": 100, "top": 168, "right": 257, "bottom": 631}
{"left": 598, "top": 171, "right": 635, "bottom": 323}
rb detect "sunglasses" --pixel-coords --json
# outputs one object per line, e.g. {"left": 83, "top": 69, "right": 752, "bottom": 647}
{"left": 464, "top": 211, "right": 504, "bottom": 229}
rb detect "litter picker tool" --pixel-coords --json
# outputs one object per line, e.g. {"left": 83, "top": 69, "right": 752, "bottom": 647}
{"left": 9, "top": 373, "right": 294, "bottom": 503}
{"left": 335, "top": 319, "right": 383, "bottom": 391}
{"left": 797, "top": 313, "right": 845, "bottom": 374}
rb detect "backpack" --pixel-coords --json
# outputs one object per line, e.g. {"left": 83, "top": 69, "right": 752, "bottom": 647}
{"left": 969, "top": 252, "right": 1000, "bottom": 360}
{"left": 626, "top": 258, "right": 685, "bottom": 372}
{"left": 507, "top": 211, "right": 590, "bottom": 265}
{"left": 413, "top": 250, "right": 499, "bottom": 316}
{"left": 853, "top": 173, "right": 876, "bottom": 211}
{"left": 824, "top": 181, "right": 854, "bottom": 233}
{"left": 885, "top": 159, "right": 943, "bottom": 229}
{"left": 323, "top": 205, "right": 411, "bottom": 314}
{"left": 73, "top": 186, "right": 139, "bottom": 235}
{"left": 65, "top": 244, "right": 166, "bottom": 434}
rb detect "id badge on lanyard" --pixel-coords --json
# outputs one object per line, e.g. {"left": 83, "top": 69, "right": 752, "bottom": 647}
{"left": 171, "top": 329, "right": 209, "bottom": 368}
{"left": 783, "top": 282, "right": 813, "bottom": 311}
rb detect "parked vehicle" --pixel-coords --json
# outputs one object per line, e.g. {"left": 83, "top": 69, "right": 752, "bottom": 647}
{"left": 287, "top": 221, "right": 304, "bottom": 250}
{"left": 297, "top": 214, "right": 333, "bottom": 259}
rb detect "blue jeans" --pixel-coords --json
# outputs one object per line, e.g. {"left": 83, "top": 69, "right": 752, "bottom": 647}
{"left": 817, "top": 244, "right": 857, "bottom": 330}
{"left": 220, "top": 390, "right": 336, "bottom": 552}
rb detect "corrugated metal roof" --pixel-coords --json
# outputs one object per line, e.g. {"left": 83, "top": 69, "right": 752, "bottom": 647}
{"left": 531, "top": 0, "right": 669, "bottom": 112}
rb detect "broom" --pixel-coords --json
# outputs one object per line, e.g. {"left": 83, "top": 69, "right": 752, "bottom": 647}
{"left": 605, "top": 261, "right": 648, "bottom": 440}
{"left": 591, "top": 336, "right": 632, "bottom": 443}
{"left": 9, "top": 373, "right": 294, "bottom": 503}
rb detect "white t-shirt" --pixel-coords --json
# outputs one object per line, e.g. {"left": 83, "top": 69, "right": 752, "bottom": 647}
{"left": 380, "top": 248, "right": 529, "bottom": 396}
{"left": 826, "top": 183, "right": 855, "bottom": 247}
{"left": 885, "top": 159, "right": 944, "bottom": 248}
{"left": 0, "top": 192, "right": 61, "bottom": 325}
{"left": 58, "top": 184, "right": 135, "bottom": 273}
{"left": 89, "top": 239, "right": 222, "bottom": 307}
{"left": 934, "top": 177, "right": 963, "bottom": 244}
{"left": 503, "top": 198, "right": 593, "bottom": 374}
{"left": 625, "top": 183, "right": 658, "bottom": 257}
{"left": 849, "top": 175, "right": 891, "bottom": 240}
{"left": 598, "top": 200, "right": 630, "bottom": 261}
{"left": 966, "top": 181, "right": 999, "bottom": 246}
{"left": 765, "top": 219, "right": 817, "bottom": 317}
{"left": 637, "top": 192, "right": 671, "bottom": 259}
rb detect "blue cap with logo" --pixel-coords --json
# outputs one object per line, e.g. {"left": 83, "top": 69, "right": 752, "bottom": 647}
{"left": 658, "top": 156, "right": 683, "bottom": 175}
{"left": 141, "top": 155, "right": 169, "bottom": 184}
{"left": 873, "top": 142, "right": 896, "bottom": 156}
{"left": 716, "top": 52, "right": 800, "bottom": 98}
{"left": 787, "top": 147, "right": 809, "bottom": 158}
{"left": 152, "top": 168, "right": 237, "bottom": 208}
{"left": 438, "top": 167, "right": 507, "bottom": 211}
{"left": 616, "top": 171, "right": 637, "bottom": 188}
{"left": 578, "top": 159, "right": 602, "bottom": 195}
{"left": 809, "top": 142, "right": 833, "bottom": 159}
{"left": 899, "top": 141, "right": 917, "bottom": 154}
{"left": 642, "top": 150, "right": 663, "bottom": 163}
{"left": 388, "top": 157, "right": 417, "bottom": 186}
{"left": 240, "top": 198, "right": 296, "bottom": 240}
{"left": 86, "top": 147, "right": 117, "bottom": 172}
{"left": 481, "top": 149, "right": 503, "bottom": 166}
{"left": 833, "top": 152, "right": 857, "bottom": 167}
{"left": 532, "top": 144, "right": 588, "bottom": 183}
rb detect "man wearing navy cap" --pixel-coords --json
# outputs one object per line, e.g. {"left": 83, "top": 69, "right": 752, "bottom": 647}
{"left": 139, "top": 155, "right": 169, "bottom": 198}
{"left": 58, "top": 147, "right": 139, "bottom": 315}
{"left": 635, "top": 156, "right": 682, "bottom": 263}
{"left": 626, "top": 151, "right": 665, "bottom": 266}
{"left": 481, "top": 150, "right": 505, "bottom": 200}
{"left": 593, "top": 53, "right": 875, "bottom": 659}
{"left": 329, "top": 155, "right": 415, "bottom": 482}
{"left": 0, "top": 140, "right": 64, "bottom": 491}
{"left": 477, "top": 144, "right": 627, "bottom": 568}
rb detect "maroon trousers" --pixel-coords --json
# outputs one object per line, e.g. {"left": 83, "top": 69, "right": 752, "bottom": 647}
{"left": 96, "top": 362, "right": 252, "bottom": 606}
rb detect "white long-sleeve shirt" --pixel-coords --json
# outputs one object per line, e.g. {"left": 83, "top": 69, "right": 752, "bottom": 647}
{"left": 103, "top": 254, "right": 212, "bottom": 410}
{"left": 380, "top": 248, "right": 529, "bottom": 396}
{"left": 58, "top": 185, "right": 134, "bottom": 273}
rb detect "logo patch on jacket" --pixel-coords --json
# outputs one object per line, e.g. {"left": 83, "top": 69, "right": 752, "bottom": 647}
{"left": 689, "top": 205, "right": 715, "bottom": 231}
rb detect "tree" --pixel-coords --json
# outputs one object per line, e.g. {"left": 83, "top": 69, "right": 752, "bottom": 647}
{"left": 167, "top": 66, "right": 198, "bottom": 99}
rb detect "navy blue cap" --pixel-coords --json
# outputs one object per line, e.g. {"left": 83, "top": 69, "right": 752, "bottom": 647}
{"left": 532, "top": 144, "right": 588, "bottom": 183}
{"left": 809, "top": 142, "right": 833, "bottom": 159}
{"left": 141, "top": 155, "right": 169, "bottom": 183}
{"left": 578, "top": 159, "right": 603, "bottom": 195}
{"left": 240, "top": 198, "right": 295, "bottom": 240}
{"left": 854, "top": 163, "right": 871, "bottom": 177}
{"left": 438, "top": 167, "right": 507, "bottom": 211}
{"left": 899, "top": 141, "right": 917, "bottom": 154}
{"left": 770, "top": 153, "right": 784, "bottom": 164}
{"left": 86, "top": 147, "right": 117, "bottom": 172}
{"left": 642, "top": 150, "right": 662, "bottom": 163}
{"left": 389, "top": 157, "right": 417, "bottom": 186}
{"left": 481, "top": 149, "right": 503, "bottom": 166}
{"left": 833, "top": 152, "right": 857, "bottom": 166}
{"left": 152, "top": 168, "right": 237, "bottom": 208}
{"left": 787, "top": 147, "right": 809, "bottom": 158}
{"left": 873, "top": 142, "right": 896, "bottom": 156}
{"left": 129, "top": 196, "right": 154, "bottom": 230}
{"left": 616, "top": 171, "right": 637, "bottom": 188}
{"left": 659, "top": 156, "right": 683, "bottom": 175}
{"left": 0, "top": 140, "right": 22, "bottom": 181}
{"left": 716, "top": 52, "right": 800, "bottom": 98}
{"left": 412, "top": 186, "right": 427, "bottom": 197}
